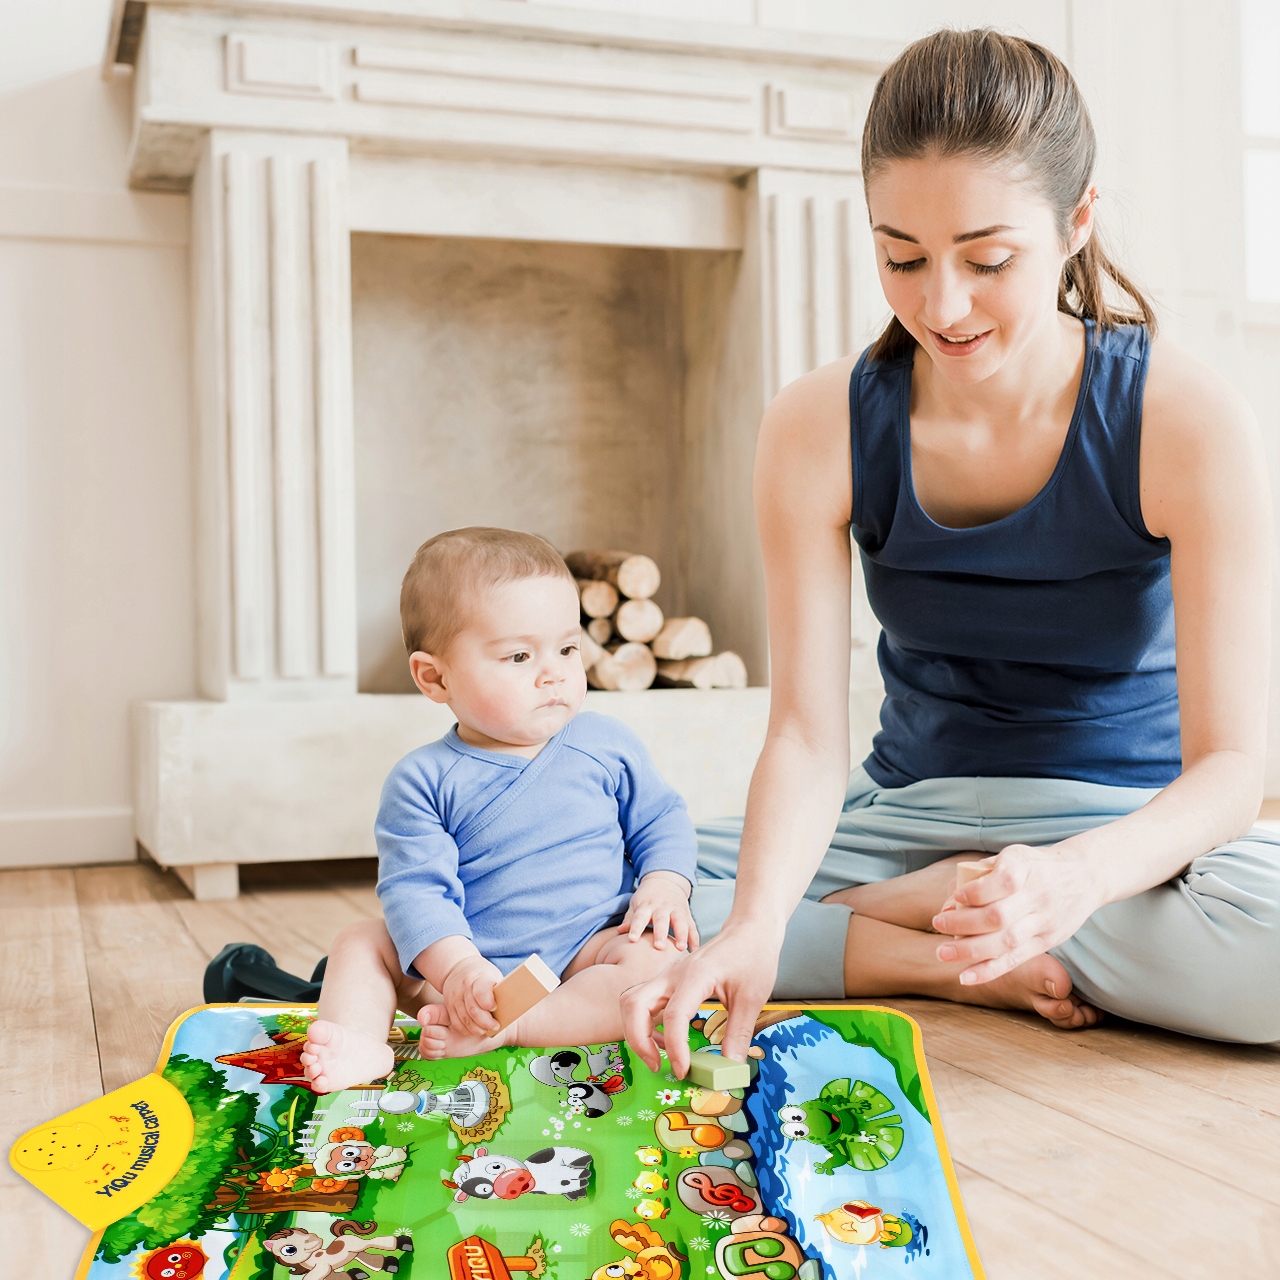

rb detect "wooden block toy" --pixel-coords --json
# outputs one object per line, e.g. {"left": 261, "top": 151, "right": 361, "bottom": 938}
{"left": 686, "top": 1048, "right": 754, "bottom": 1090}
{"left": 955, "top": 860, "right": 993, "bottom": 888}
{"left": 493, "top": 953, "right": 560, "bottom": 1029}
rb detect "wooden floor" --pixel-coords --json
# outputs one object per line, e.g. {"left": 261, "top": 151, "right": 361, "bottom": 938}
{"left": 5, "top": 860, "right": 1279, "bottom": 1277}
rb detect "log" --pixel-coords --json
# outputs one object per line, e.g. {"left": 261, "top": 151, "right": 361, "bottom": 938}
{"left": 614, "top": 597, "right": 664, "bottom": 644}
{"left": 576, "top": 578, "right": 619, "bottom": 619}
{"left": 586, "top": 616, "right": 613, "bottom": 646}
{"left": 651, "top": 616, "right": 713, "bottom": 660}
{"left": 655, "top": 651, "right": 747, "bottom": 690}
{"left": 580, "top": 627, "right": 605, "bottom": 671}
{"left": 588, "top": 641, "right": 657, "bottom": 692}
{"left": 565, "top": 550, "right": 661, "bottom": 601}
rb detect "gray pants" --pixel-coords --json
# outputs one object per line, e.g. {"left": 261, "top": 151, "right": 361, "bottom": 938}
{"left": 689, "top": 767, "right": 1280, "bottom": 1044}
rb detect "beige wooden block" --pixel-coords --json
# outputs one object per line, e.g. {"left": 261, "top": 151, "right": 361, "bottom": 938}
{"left": 493, "top": 954, "right": 560, "bottom": 1029}
{"left": 174, "top": 861, "right": 240, "bottom": 901}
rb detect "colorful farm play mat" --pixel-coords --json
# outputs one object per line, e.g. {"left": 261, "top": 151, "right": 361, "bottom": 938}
{"left": 11, "top": 1003, "right": 983, "bottom": 1280}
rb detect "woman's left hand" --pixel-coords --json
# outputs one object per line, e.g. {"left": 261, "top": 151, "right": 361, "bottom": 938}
{"left": 930, "top": 843, "right": 1105, "bottom": 985}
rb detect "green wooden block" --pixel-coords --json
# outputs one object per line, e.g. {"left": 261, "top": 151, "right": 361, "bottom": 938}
{"left": 686, "top": 1048, "right": 753, "bottom": 1090}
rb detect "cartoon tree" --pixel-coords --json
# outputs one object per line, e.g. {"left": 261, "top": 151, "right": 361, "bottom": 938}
{"left": 97, "top": 1055, "right": 258, "bottom": 1262}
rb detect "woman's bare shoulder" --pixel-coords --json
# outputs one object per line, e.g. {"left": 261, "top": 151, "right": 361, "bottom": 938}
{"left": 1140, "top": 333, "right": 1265, "bottom": 538}
{"left": 755, "top": 354, "right": 858, "bottom": 525}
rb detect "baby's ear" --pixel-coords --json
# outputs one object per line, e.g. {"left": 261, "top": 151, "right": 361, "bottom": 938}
{"left": 409, "top": 652, "right": 450, "bottom": 702}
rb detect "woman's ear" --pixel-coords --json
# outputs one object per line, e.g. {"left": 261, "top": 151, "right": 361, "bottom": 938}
{"left": 409, "top": 651, "right": 450, "bottom": 702}
{"left": 1067, "top": 185, "right": 1098, "bottom": 256}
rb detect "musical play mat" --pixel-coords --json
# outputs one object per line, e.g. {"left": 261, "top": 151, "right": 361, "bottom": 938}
{"left": 11, "top": 1003, "right": 983, "bottom": 1280}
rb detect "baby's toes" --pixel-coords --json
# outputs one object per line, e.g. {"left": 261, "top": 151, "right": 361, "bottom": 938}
{"left": 417, "top": 1004, "right": 450, "bottom": 1028}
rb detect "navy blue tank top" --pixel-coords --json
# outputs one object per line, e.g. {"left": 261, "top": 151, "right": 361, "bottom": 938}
{"left": 851, "top": 321, "right": 1180, "bottom": 788}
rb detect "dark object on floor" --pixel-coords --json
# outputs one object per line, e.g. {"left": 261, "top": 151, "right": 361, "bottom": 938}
{"left": 203, "top": 943, "right": 327, "bottom": 1003}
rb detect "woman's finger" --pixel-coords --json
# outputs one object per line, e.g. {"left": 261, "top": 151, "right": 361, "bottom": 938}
{"left": 935, "top": 911, "right": 1040, "bottom": 966}
{"left": 959, "top": 937, "right": 1049, "bottom": 986}
{"left": 621, "top": 965, "right": 681, "bottom": 1072}
{"left": 659, "top": 975, "right": 709, "bottom": 1080}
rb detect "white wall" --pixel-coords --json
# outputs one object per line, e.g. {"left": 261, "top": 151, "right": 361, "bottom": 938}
{"left": 0, "top": 6, "right": 197, "bottom": 868}
{"left": 1, "top": 0, "right": 1275, "bottom": 869}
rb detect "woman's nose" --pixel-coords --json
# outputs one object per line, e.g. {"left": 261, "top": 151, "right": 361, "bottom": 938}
{"left": 921, "top": 266, "right": 974, "bottom": 332}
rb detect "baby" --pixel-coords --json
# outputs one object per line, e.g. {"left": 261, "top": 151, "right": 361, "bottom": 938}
{"left": 301, "top": 527, "right": 699, "bottom": 1092}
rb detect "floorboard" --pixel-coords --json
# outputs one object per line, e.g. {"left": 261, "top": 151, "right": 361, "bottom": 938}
{"left": 0, "top": 870, "right": 98, "bottom": 1275}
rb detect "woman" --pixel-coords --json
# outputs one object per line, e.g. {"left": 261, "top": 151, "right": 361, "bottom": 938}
{"left": 624, "top": 28, "right": 1280, "bottom": 1074}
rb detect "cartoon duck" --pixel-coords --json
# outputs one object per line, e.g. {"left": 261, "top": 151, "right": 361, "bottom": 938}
{"left": 815, "top": 1201, "right": 914, "bottom": 1248}
{"left": 635, "top": 1146, "right": 664, "bottom": 1167}
{"left": 635, "top": 1198, "right": 669, "bottom": 1220}
{"left": 589, "top": 1220, "right": 683, "bottom": 1280}
{"left": 776, "top": 1078, "right": 904, "bottom": 1174}
{"left": 633, "top": 1170, "right": 668, "bottom": 1194}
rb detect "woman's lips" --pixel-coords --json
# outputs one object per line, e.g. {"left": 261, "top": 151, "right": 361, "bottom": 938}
{"left": 928, "top": 327, "right": 991, "bottom": 357}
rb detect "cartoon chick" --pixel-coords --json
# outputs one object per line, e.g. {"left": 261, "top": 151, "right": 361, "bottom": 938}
{"left": 635, "top": 1146, "right": 664, "bottom": 1167}
{"left": 815, "top": 1202, "right": 913, "bottom": 1249}
{"left": 633, "top": 1171, "right": 668, "bottom": 1194}
{"left": 635, "top": 1198, "right": 669, "bottom": 1220}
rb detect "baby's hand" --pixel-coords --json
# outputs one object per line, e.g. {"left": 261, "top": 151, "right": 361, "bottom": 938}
{"left": 620, "top": 870, "right": 699, "bottom": 952}
{"left": 440, "top": 952, "right": 504, "bottom": 1037}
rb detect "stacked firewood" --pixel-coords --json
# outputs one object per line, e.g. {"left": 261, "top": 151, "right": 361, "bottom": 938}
{"left": 567, "top": 550, "right": 748, "bottom": 693}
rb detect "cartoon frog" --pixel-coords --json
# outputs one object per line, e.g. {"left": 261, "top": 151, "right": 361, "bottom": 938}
{"left": 776, "top": 1078, "right": 904, "bottom": 1174}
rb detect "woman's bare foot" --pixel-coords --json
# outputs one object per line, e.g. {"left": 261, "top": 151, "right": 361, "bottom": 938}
{"left": 416, "top": 1003, "right": 510, "bottom": 1061}
{"left": 300, "top": 1019, "right": 396, "bottom": 1093}
{"left": 953, "top": 952, "right": 1101, "bottom": 1030}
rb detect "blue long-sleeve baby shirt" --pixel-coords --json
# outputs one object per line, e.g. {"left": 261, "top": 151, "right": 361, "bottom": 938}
{"left": 376, "top": 711, "right": 698, "bottom": 979}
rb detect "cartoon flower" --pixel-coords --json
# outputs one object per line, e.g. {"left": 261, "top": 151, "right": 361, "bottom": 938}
{"left": 614, "top": 1115, "right": 634, "bottom": 1126}
{"left": 689, "top": 1237, "right": 711, "bottom": 1252}
{"left": 312, "top": 1177, "right": 350, "bottom": 1194}
{"left": 552, "top": 1245, "right": 562, "bottom": 1254}
{"left": 664, "top": 1073, "right": 677, "bottom": 1083}
{"left": 569, "top": 1223, "right": 592, "bottom": 1238}
{"left": 678, "top": 1147, "right": 699, "bottom": 1159}
{"left": 701, "top": 1209, "right": 732, "bottom": 1227}
{"left": 261, "top": 1167, "right": 298, "bottom": 1191}
{"left": 625, "top": 1187, "right": 644, "bottom": 1199}
{"left": 396, "top": 1121, "right": 414, "bottom": 1132}
{"left": 637, "top": 1109, "right": 656, "bottom": 1121}
{"left": 656, "top": 1089, "right": 682, "bottom": 1105}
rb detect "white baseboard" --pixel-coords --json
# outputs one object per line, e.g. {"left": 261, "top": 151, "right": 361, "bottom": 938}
{"left": 0, "top": 807, "right": 137, "bottom": 869}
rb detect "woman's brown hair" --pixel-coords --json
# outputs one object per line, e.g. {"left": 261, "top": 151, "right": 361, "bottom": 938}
{"left": 861, "top": 27, "right": 1157, "bottom": 362}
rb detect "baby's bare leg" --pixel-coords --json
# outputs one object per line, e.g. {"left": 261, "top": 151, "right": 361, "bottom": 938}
{"left": 418, "top": 929, "right": 674, "bottom": 1059}
{"left": 302, "top": 919, "right": 425, "bottom": 1093}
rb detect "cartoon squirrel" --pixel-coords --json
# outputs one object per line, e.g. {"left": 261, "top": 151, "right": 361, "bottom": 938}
{"left": 588, "top": 1220, "right": 686, "bottom": 1280}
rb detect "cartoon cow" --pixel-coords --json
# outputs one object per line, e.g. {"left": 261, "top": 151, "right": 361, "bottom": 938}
{"left": 528, "top": 1044, "right": 626, "bottom": 1117}
{"left": 442, "top": 1145, "right": 593, "bottom": 1202}
{"left": 311, "top": 1128, "right": 408, "bottom": 1183}
{"left": 263, "top": 1221, "right": 413, "bottom": 1280}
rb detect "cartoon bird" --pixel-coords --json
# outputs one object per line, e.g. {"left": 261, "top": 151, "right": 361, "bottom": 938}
{"left": 138, "top": 1242, "right": 208, "bottom": 1280}
{"left": 633, "top": 1170, "right": 668, "bottom": 1193}
{"left": 776, "top": 1078, "right": 904, "bottom": 1174}
{"left": 635, "top": 1198, "right": 669, "bottom": 1220}
{"left": 589, "top": 1220, "right": 684, "bottom": 1280}
{"left": 815, "top": 1202, "right": 915, "bottom": 1249}
{"left": 635, "top": 1146, "right": 664, "bottom": 1166}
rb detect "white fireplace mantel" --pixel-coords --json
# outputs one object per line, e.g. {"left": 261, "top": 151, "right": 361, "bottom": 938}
{"left": 118, "top": 0, "right": 890, "bottom": 895}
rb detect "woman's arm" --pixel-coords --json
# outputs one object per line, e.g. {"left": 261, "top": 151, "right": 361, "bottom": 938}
{"left": 941, "top": 337, "right": 1273, "bottom": 983}
{"left": 621, "top": 358, "right": 858, "bottom": 1072}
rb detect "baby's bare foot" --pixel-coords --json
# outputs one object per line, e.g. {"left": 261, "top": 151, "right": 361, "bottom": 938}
{"left": 954, "top": 952, "right": 1102, "bottom": 1030}
{"left": 300, "top": 1019, "right": 395, "bottom": 1093}
{"left": 416, "top": 1004, "right": 507, "bottom": 1061}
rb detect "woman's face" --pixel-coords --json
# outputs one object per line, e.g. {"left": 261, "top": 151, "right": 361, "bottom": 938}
{"left": 865, "top": 154, "right": 1092, "bottom": 383}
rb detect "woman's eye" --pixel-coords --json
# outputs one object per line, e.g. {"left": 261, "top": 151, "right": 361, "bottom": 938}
{"left": 884, "top": 256, "right": 925, "bottom": 273}
{"left": 971, "top": 257, "right": 1013, "bottom": 275}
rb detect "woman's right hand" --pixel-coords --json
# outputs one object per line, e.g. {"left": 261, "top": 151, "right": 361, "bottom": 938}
{"left": 620, "top": 919, "right": 781, "bottom": 1077}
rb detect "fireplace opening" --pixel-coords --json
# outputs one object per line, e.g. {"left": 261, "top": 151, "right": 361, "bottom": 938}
{"left": 351, "top": 231, "right": 764, "bottom": 694}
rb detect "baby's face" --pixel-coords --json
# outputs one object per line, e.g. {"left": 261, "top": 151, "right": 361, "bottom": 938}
{"left": 437, "top": 576, "right": 587, "bottom": 749}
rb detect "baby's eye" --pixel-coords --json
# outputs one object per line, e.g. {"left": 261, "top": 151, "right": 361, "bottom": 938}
{"left": 560, "top": 644, "right": 578, "bottom": 657}
{"left": 511, "top": 652, "right": 530, "bottom": 664}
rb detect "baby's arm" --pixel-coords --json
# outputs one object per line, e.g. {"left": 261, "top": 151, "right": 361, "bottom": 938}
{"left": 411, "top": 935, "right": 504, "bottom": 1038}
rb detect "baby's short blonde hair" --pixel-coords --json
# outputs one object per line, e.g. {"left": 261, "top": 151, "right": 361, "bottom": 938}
{"left": 400, "top": 527, "right": 574, "bottom": 656}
